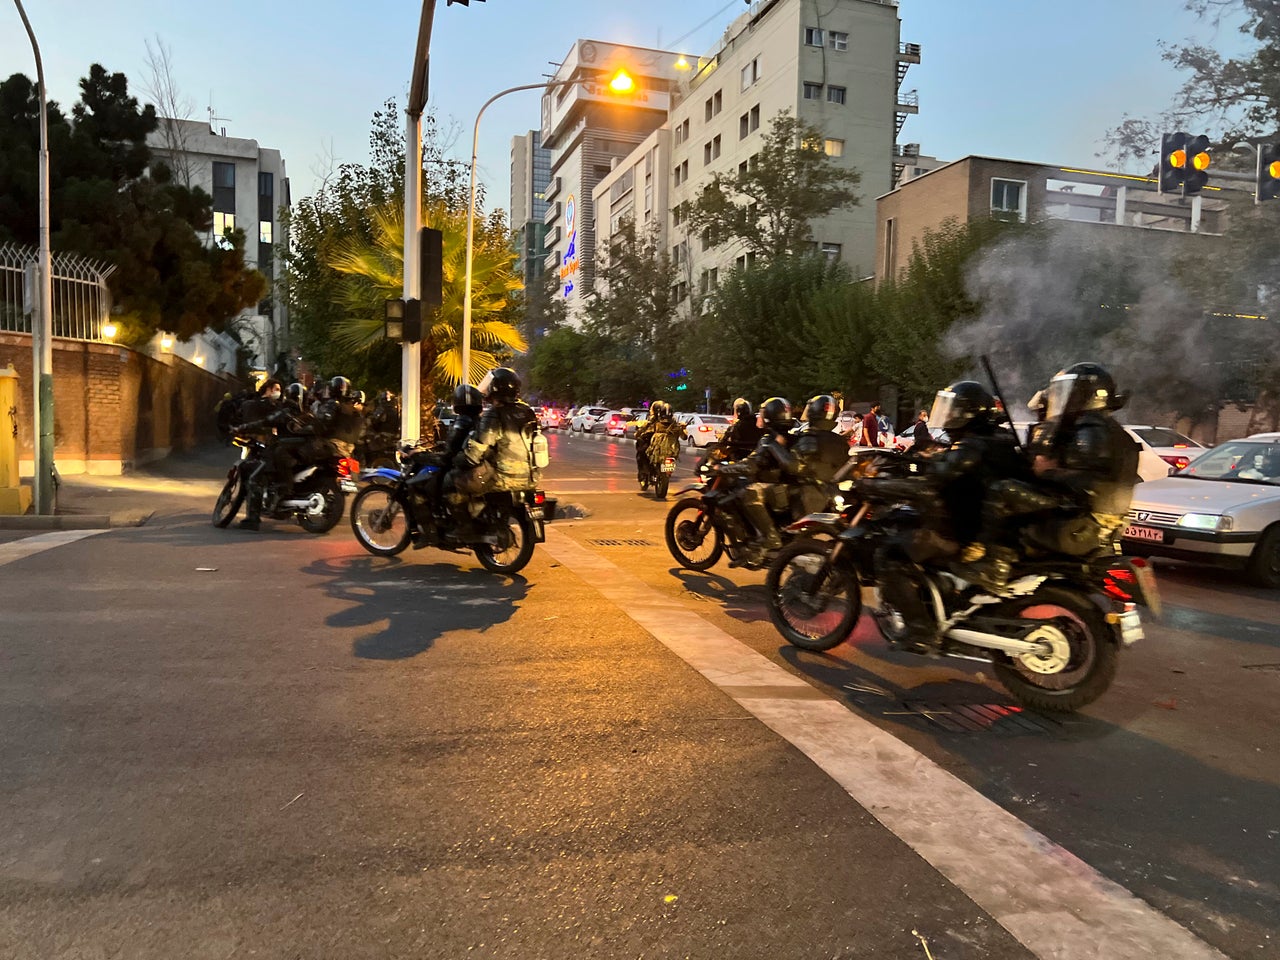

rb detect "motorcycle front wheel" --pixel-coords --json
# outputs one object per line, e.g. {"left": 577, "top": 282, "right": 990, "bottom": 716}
{"left": 767, "top": 539, "right": 862, "bottom": 651}
{"left": 212, "top": 473, "right": 244, "bottom": 528}
{"left": 990, "top": 585, "right": 1118, "bottom": 713}
{"left": 350, "top": 485, "right": 412, "bottom": 556}
{"left": 475, "top": 513, "right": 536, "bottom": 575}
{"left": 664, "top": 498, "right": 724, "bottom": 571}
{"left": 297, "top": 478, "right": 345, "bottom": 534}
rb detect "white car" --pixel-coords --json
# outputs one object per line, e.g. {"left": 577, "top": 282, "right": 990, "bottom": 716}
{"left": 1123, "top": 425, "right": 1207, "bottom": 481}
{"left": 1121, "top": 434, "right": 1280, "bottom": 587}
{"left": 685, "top": 414, "right": 732, "bottom": 448}
{"left": 600, "top": 411, "right": 630, "bottom": 437}
{"left": 570, "top": 406, "right": 610, "bottom": 433}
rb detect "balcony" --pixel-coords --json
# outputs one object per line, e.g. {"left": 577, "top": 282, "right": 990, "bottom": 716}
{"left": 544, "top": 176, "right": 561, "bottom": 202}
{"left": 544, "top": 200, "right": 562, "bottom": 226}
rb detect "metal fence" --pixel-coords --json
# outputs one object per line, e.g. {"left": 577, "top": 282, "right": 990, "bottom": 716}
{"left": 0, "top": 241, "right": 116, "bottom": 342}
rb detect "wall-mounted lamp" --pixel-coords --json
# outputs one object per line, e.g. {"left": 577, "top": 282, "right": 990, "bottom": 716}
{"left": 160, "top": 333, "right": 174, "bottom": 352}
{"left": 101, "top": 320, "right": 119, "bottom": 341}
{"left": 192, "top": 355, "right": 205, "bottom": 367}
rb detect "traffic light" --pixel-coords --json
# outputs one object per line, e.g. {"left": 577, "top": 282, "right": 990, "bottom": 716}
{"left": 1158, "top": 132, "right": 1187, "bottom": 194}
{"left": 421, "top": 227, "right": 443, "bottom": 308}
{"left": 1182, "top": 134, "right": 1211, "bottom": 195}
{"left": 1257, "top": 143, "right": 1280, "bottom": 203}
{"left": 403, "top": 299, "right": 424, "bottom": 344}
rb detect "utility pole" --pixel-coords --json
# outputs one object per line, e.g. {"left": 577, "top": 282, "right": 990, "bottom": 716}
{"left": 13, "top": 0, "right": 54, "bottom": 514}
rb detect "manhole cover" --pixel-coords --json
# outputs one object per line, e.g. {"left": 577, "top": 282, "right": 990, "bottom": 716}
{"left": 1243, "top": 663, "right": 1280, "bottom": 673}
{"left": 587, "top": 538, "right": 655, "bottom": 547}
{"left": 884, "top": 701, "right": 1064, "bottom": 735}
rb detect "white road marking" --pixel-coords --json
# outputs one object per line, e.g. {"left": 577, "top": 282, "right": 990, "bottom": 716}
{"left": 542, "top": 528, "right": 1228, "bottom": 960}
{"left": 0, "top": 529, "right": 111, "bottom": 569}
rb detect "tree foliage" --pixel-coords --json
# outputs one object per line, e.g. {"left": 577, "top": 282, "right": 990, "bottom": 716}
{"left": 687, "top": 111, "right": 860, "bottom": 260}
{"left": 0, "top": 64, "right": 264, "bottom": 345}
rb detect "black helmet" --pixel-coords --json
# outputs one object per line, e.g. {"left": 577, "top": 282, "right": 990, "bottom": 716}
{"left": 377, "top": 389, "right": 395, "bottom": 405}
{"left": 351, "top": 389, "right": 366, "bottom": 405}
{"left": 330, "top": 375, "right": 351, "bottom": 399}
{"left": 452, "top": 383, "right": 484, "bottom": 414}
{"left": 929, "top": 381, "right": 996, "bottom": 434}
{"left": 733, "top": 397, "right": 752, "bottom": 420}
{"left": 286, "top": 382, "right": 307, "bottom": 409}
{"left": 478, "top": 367, "right": 520, "bottom": 401}
{"left": 803, "top": 394, "right": 838, "bottom": 431}
{"left": 1044, "top": 362, "right": 1126, "bottom": 421}
{"left": 761, "top": 397, "right": 792, "bottom": 430}
{"left": 649, "top": 400, "right": 670, "bottom": 420}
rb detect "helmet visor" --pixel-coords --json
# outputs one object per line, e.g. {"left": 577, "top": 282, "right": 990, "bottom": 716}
{"left": 1044, "top": 374, "right": 1079, "bottom": 421}
{"left": 928, "top": 389, "right": 958, "bottom": 430}
{"left": 476, "top": 370, "right": 495, "bottom": 397}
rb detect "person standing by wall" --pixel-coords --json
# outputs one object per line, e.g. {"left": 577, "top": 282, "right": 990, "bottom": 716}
{"left": 862, "top": 402, "right": 882, "bottom": 448}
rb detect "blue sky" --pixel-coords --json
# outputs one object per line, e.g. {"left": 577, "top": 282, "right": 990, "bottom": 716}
{"left": 1, "top": 0, "right": 1251, "bottom": 214}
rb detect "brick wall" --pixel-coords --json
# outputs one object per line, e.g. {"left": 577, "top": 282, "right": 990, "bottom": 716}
{"left": 0, "top": 332, "right": 241, "bottom": 474}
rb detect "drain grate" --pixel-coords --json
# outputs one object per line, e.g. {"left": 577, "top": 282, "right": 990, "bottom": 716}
{"left": 883, "top": 701, "right": 1064, "bottom": 735}
{"left": 587, "top": 538, "right": 655, "bottom": 547}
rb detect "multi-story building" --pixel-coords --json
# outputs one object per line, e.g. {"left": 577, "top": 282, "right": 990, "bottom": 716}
{"left": 509, "top": 130, "right": 552, "bottom": 289}
{"left": 660, "top": 0, "right": 918, "bottom": 304}
{"left": 540, "top": 39, "right": 687, "bottom": 315}
{"left": 590, "top": 126, "right": 672, "bottom": 297}
{"left": 874, "top": 155, "right": 1232, "bottom": 280}
{"left": 147, "top": 119, "right": 290, "bottom": 372}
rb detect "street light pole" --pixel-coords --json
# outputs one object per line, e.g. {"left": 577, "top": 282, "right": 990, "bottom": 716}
{"left": 12, "top": 0, "right": 54, "bottom": 515}
{"left": 401, "top": 0, "right": 436, "bottom": 445}
{"left": 461, "top": 72, "right": 634, "bottom": 385}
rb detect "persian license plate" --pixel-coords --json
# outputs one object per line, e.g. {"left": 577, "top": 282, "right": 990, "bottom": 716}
{"left": 1123, "top": 524, "right": 1166, "bottom": 543}
{"left": 340, "top": 480, "right": 358, "bottom": 494}
{"left": 661, "top": 461, "right": 676, "bottom": 473}
{"left": 1118, "top": 609, "right": 1144, "bottom": 645}
{"left": 526, "top": 506, "right": 544, "bottom": 520}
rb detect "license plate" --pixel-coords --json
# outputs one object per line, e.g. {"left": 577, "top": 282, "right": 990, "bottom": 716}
{"left": 340, "top": 480, "right": 358, "bottom": 494}
{"left": 1118, "top": 609, "right": 1144, "bottom": 645}
{"left": 527, "top": 506, "right": 544, "bottom": 520}
{"left": 1123, "top": 524, "right": 1165, "bottom": 543}
{"left": 661, "top": 462, "right": 676, "bottom": 473}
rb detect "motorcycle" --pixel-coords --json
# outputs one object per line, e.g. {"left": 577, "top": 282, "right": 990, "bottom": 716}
{"left": 639, "top": 430, "right": 682, "bottom": 500}
{"left": 212, "top": 435, "right": 357, "bottom": 534}
{"left": 348, "top": 449, "right": 556, "bottom": 575}
{"left": 766, "top": 479, "right": 1160, "bottom": 712}
{"left": 664, "top": 457, "right": 859, "bottom": 572}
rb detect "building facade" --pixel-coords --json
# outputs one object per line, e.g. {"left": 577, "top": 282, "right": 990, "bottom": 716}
{"left": 590, "top": 126, "right": 672, "bottom": 297}
{"left": 147, "top": 119, "right": 290, "bottom": 373}
{"left": 510, "top": 130, "right": 552, "bottom": 289}
{"left": 540, "top": 39, "right": 687, "bottom": 315}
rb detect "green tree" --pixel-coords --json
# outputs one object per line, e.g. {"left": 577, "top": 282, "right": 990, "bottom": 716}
{"left": 528, "top": 326, "right": 596, "bottom": 404}
{"left": 687, "top": 111, "right": 860, "bottom": 261}
{"left": 0, "top": 65, "right": 264, "bottom": 345}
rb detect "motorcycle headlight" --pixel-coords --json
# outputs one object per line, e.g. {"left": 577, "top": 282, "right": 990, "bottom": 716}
{"left": 1177, "top": 513, "right": 1232, "bottom": 532}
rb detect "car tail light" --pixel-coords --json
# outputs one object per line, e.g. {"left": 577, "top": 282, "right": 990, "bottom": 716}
{"left": 1160, "top": 454, "right": 1190, "bottom": 470}
{"left": 338, "top": 457, "right": 359, "bottom": 478}
{"left": 699, "top": 425, "right": 711, "bottom": 432}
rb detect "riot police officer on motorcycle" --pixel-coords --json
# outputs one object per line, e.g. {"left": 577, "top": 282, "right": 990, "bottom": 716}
{"left": 720, "top": 397, "right": 764, "bottom": 460}
{"left": 313, "top": 376, "right": 365, "bottom": 459}
{"left": 726, "top": 396, "right": 798, "bottom": 566}
{"left": 789, "top": 394, "right": 853, "bottom": 515}
{"left": 234, "top": 381, "right": 318, "bottom": 530}
{"left": 455, "top": 368, "right": 540, "bottom": 499}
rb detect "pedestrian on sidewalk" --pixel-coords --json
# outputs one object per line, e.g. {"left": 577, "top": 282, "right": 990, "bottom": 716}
{"left": 862, "top": 402, "right": 883, "bottom": 448}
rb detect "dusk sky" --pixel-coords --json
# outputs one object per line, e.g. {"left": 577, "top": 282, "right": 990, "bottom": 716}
{"left": 1, "top": 0, "right": 1251, "bottom": 215}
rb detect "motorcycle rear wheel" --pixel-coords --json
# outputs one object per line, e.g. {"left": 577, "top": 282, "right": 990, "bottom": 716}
{"left": 212, "top": 474, "right": 244, "bottom": 528}
{"left": 475, "top": 514, "right": 536, "bottom": 575}
{"left": 990, "top": 585, "right": 1118, "bottom": 713}
{"left": 297, "top": 479, "right": 345, "bottom": 534}
{"left": 654, "top": 474, "right": 671, "bottom": 500}
{"left": 767, "top": 539, "right": 862, "bottom": 651}
{"left": 664, "top": 498, "right": 725, "bottom": 571}
{"left": 350, "top": 485, "right": 412, "bottom": 556}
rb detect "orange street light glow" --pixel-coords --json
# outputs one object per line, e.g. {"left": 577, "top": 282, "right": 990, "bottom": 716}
{"left": 1169, "top": 148, "right": 1187, "bottom": 169}
{"left": 609, "top": 70, "right": 635, "bottom": 94}
{"left": 1191, "top": 151, "right": 1211, "bottom": 171}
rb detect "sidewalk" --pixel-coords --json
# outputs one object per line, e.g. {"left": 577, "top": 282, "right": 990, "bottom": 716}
{"left": 0, "top": 445, "right": 231, "bottom": 531}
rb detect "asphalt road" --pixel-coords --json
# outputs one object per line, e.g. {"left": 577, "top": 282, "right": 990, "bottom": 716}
{"left": 0, "top": 431, "right": 1276, "bottom": 959}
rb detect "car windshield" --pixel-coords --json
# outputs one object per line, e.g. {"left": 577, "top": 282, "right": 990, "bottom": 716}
{"left": 1132, "top": 427, "right": 1200, "bottom": 448}
{"left": 1176, "top": 441, "right": 1280, "bottom": 485}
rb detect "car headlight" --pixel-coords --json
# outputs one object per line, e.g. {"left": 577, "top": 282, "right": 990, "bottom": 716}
{"left": 1177, "top": 513, "right": 1233, "bottom": 532}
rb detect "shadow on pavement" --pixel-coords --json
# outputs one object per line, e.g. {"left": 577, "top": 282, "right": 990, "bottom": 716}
{"left": 300, "top": 552, "right": 529, "bottom": 660}
{"left": 668, "top": 566, "right": 770, "bottom": 623}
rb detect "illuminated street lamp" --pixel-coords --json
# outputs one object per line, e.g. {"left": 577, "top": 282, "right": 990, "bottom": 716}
{"left": 100, "top": 320, "right": 118, "bottom": 341}
{"left": 460, "top": 68, "right": 637, "bottom": 384}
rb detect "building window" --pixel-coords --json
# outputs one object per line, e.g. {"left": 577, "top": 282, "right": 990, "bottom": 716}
{"left": 738, "top": 160, "right": 749, "bottom": 177}
{"left": 884, "top": 218, "right": 896, "bottom": 276}
{"left": 259, "top": 221, "right": 272, "bottom": 244}
{"left": 740, "top": 57, "right": 760, "bottom": 91}
{"left": 674, "top": 160, "right": 689, "bottom": 186}
{"left": 704, "top": 89, "right": 722, "bottom": 121}
{"left": 827, "top": 85, "right": 847, "bottom": 105}
{"left": 673, "top": 203, "right": 685, "bottom": 227}
{"left": 739, "top": 112, "right": 750, "bottom": 140}
{"left": 829, "top": 31, "right": 849, "bottom": 51}
{"left": 213, "top": 211, "right": 235, "bottom": 236}
{"left": 211, "top": 161, "right": 235, "bottom": 214}
{"left": 704, "top": 141, "right": 712, "bottom": 165}
{"left": 679, "top": 119, "right": 690, "bottom": 144}
{"left": 702, "top": 134, "right": 721, "bottom": 164}
{"left": 821, "top": 242, "right": 842, "bottom": 262}
{"left": 709, "top": 267, "right": 718, "bottom": 288}
{"left": 674, "top": 281, "right": 688, "bottom": 302}
{"left": 803, "top": 82, "right": 823, "bottom": 101}
{"left": 735, "top": 252, "right": 757, "bottom": 270}
{"left": 804, "top": 27, "right": 824, "bottom": 46}
{"left": 257, "top": 171, "right": 274, "bottom": 222}
{"left": 749, "top": 153, "right": 759, "bottom": 171}
{"left": 991, "top": 178, "right": 1027, "bottom": 221}
{"left": 825, "top": 138, "right": 845, "bottom": 157}
{"left": 750, "top": 104, "right": 760, "bottom": 132}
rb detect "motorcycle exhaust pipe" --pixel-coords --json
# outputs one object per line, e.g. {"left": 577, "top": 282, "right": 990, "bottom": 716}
{"left": 945, "top": 626, "right": 1055, "bottom": 657}
{"left": 280, "top": 496, "right": 323, "bottom": 511}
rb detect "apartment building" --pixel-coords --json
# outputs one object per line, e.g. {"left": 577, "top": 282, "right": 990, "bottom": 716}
{"left": 147, "top": 119, "right": 290, "bottom": 371}
{"left": 875, "top": 155, "right": 1232, "bottom": 280}
{"left": 590, "top": 126, "right": 672, "bottom": 296}
{"left": 540, "top": 39, "right": 687, "bottom": 315}
{"left": 510, "top": 130, "right": 552, "bottom": 289}
{"left": 661, "top": 0, "right": 916, "bottom": 305}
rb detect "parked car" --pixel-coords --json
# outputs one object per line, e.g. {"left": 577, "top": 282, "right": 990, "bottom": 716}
{"left": 1121, "top": 433, "right": 1280, "bottom": 587}
{"left": 1122, "top": 425, "right": 1207, "bottom": 479}
{"left": 570, "top": 406, "right": 610, "bottom": 433}
{"left": 623, "top": 411, "right": 648, "bottom": 438}
{"left": 684, "top": 413, "right": 732, "bottom": 448}
{"left": 834, "top": 410, "right": 861, "bottom": 437}
{"left": 601, "top": 411, "right": 630, "bottom": 437}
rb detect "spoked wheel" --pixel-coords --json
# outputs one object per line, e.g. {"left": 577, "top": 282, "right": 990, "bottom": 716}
{"left": 350, "top": 485, "right": 412, "bottom": 556}
{"left": 297, "top": 478, "right": 345, "bottom": 534}
{"left": 475, "top": 514, "right": 536, "bottom": 575}
{"left": 664, "top": 498, "right": 724, "bottom": 571}
{"left": 990, "top": 585, "right": 1118, "bottom": 713}
{"left": 212, "top": 473, "right": 245, "bottom": 528}
{"left": 766, "top": 539, "right": 862, "bottom": 651}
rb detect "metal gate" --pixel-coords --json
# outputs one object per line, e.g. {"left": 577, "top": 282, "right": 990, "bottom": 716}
{"left": 0, "top": 241, "right": 116, "bottom": 341}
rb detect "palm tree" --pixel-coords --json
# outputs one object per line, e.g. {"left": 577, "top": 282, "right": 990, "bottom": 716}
{"left": 326, "top": 200, "right": 526, "bottom": 394}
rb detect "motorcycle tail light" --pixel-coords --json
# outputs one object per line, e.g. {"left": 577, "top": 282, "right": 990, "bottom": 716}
{"left": 338, "top": 457, "right": 358, "bottom": 478}
{"left": 1103, "top": 567, "right": 1136, "bottom": 602}
{"left": 533, "top": 491, "right": 546, "bottom": 505}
